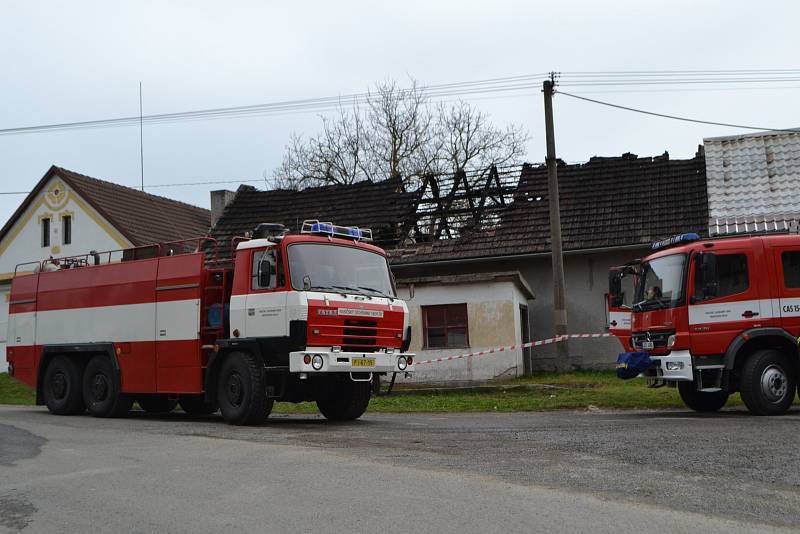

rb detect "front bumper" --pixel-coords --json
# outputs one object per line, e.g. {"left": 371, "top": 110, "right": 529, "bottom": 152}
{"left": 642, "top": 350, "right": 693, "bottom": 381}
{"left": 289, "top": 350, "right": 415, "bottom": 374}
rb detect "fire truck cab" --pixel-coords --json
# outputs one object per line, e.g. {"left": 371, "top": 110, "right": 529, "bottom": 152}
{"left": 6, "top": 220, "right": 414, "bottom": 425}
{"left": 609, "top": 232, "right": 800, "bottom": 415}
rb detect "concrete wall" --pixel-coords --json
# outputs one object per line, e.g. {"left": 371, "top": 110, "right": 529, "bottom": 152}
{"left": 0, "top": 175, "right": 132, "bottom": 371}
{"left": 515, "top": 249, "right": 646, "bottom": 370}
{"left": 396, "top": 280, "right": 529, "bottom": 384}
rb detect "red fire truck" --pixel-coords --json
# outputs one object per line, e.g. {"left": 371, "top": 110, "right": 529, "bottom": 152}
{"left": 608, "top": 232, "right": 800, "bottom": 415}
{"left": 6, "top": 221, "right": 414, "bottom": 425}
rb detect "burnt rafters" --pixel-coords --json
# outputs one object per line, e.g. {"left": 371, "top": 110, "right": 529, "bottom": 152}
{"left": 403, "top": 165, "right": 520, "bottom": 241}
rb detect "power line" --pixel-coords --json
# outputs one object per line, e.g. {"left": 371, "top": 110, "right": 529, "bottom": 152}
{"left": 555, "top": 89, "right": 800, "bottom": 133}
{"left": 0, "top": 74, "right": 548, "bottom": 137}
{"left": 2, "top": 69, "right": 800, "bottom": 137}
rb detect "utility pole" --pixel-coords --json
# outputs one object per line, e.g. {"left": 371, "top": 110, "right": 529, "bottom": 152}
{"left": 543, "top": 74, "right": 569, "bottom": 369}
{"left": 139, "top": 81, "right": 144, "bottom": 191}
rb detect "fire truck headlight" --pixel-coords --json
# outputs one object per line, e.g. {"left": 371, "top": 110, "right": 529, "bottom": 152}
{"left": 397, "top": 356, "right": 408, "bottom": 371}
{"left": 311, "top": 354, "right": 324, "bottom": 370}
{"left": 666, "top": 361, "right": 684, "bottom": 371}
{"left": 667, "top": 335, "right": 676, "bottom": 348}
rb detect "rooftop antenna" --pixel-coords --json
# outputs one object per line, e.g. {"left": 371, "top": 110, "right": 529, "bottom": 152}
{"left": 139, "top": 81, "right": 144, "bottom": 191}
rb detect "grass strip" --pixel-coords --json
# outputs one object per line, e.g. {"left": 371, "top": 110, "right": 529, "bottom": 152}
{"left": 1, "top": 371, "right": 743, "bottom": 413}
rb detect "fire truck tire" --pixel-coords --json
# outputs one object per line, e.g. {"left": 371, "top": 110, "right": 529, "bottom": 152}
{"left": 316, "top": 379, "right": 371, "bottom": 421}
{"left": 179, "top": 395, "right": 219, "bottom": 415}
{"left": 217, "top": 351, "right": 269, "bottom": 425}
{"left": 42, "top": 355, "right": 86, "bottom": 415}
{"left": 677, "top": 381, "right": 728, "bottom": 412}
{"left": 83, "top": 355, "right": 133, "bottom": 418}
{"left": 137, "top": 396, "right": 178, "bottom": 414}
{"left": 740, "top": 349, "right": 796, "bottom": 416}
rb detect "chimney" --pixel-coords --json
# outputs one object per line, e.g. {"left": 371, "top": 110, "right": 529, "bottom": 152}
{"left": 210, "top": 189, "right": 235, "bottom": 227}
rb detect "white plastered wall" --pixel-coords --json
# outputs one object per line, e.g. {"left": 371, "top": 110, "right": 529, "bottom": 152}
{"left": 396, "top": 280, "right": 529, "bottom": 384}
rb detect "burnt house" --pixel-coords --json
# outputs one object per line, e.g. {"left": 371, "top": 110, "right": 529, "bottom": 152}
{"left": 391, "top": 151, "right": 708, "bottom": 377}
{"left": 209, "top": 151, "right": 708, "bottom": 381}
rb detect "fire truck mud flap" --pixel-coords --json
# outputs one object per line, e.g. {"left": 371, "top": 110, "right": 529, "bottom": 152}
{"left": 289, "top": 351, "right": 415, "bottom": 374}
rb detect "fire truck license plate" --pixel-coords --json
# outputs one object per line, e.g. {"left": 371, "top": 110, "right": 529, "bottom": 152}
{"left": 641, "top": 341, "right": 654, "bottom": 350}
{"left": 352, "top": 358, "right": 375, "bottom": 367}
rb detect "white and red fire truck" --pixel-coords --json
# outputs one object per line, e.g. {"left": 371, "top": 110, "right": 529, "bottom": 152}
{"left": 608, "top": 232, "right": 800, "bottom": 415}
{"left": 6, "top": 221, "right": 414, "bottom": 425}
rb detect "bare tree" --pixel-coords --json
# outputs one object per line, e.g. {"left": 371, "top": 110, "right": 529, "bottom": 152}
{"left": 272, "top": 106, "right": 369, "bottom": 190}
{"left": 271, "top": 78, "right": 528, "bottom": 190}
{"left": 435, "top": 101, "right": 528, "bottom": 178}
{"left": 365, "top": 79, "right": 438, "bottom": 180}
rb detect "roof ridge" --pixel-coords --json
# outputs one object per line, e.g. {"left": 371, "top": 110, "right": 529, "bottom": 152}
{"left": 53, "top": 165, "right": 210, "bottom": 214}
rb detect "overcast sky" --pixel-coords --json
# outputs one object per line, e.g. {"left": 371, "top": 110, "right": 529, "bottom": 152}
{"left": 1, "top": 0, "right": 799, "bottom": 227}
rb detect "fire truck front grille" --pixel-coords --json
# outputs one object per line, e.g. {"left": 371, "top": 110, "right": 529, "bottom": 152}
{"left": 631, "top": 330, "right": 675, "bottom": 349}
{"left": 342, "top": 319, "right": 378, "bottom": 349}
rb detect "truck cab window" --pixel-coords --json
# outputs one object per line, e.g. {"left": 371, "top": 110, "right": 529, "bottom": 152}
{"left": 782, "top": 251, "right": 800, "bottom": 288}
{"left": 252, "top": 249, "right": 277, "bottom": 290}
{"left": 695, "top": 253, "right": 748, "bottom": 299}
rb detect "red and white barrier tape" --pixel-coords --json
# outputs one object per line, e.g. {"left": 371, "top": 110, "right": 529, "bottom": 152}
{"left": 415, "top": 333, "right": 611, "bottom": 365}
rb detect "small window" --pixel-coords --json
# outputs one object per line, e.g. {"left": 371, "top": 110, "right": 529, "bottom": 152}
{"left": 782, "top": 251, "right": 800, "bottom": 288}
{"left": 696, "top": 253, "right": 749, "bottom": 299}
{"left": 41, "top": 217, "right": 50, "bottom": 247}
{"left": 422, "top": 304, "right": 469, "bottom": 348}
{"left": 62, "top": 215, "right": 72, "bottom": 245}
{"left": 251, "top": 249, "right": 278, "bottom": 290}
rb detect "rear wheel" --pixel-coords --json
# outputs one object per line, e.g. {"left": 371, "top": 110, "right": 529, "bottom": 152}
{"left": 740, "top": 349, "right": 796, "bottom": 416}
{"left": 42, "top": 355, "right": 85, "bottom": 415}
{"left": 216, "top": 352, "right": 269, "bottom": 425}
{"left": 179, "top": 395, "right": 219, "bottom": 415}
{"left": 83, "top": 356, "right": 132, "bottom": 418}
{"left": 316, "top": 378, "right": 371, "bottom": 421}
{"left": 137, "top": 395, "right": 178, "bottom": 414}
{"left": 677, "top": 381, "right": 728, "bottom": 412}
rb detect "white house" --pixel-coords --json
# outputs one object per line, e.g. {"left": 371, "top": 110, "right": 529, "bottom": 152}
{"left": 0, "top": 165, "right": 211, "bottom": 371}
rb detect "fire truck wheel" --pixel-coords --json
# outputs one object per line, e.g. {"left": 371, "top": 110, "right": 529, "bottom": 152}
{"left": 316, "top": 379, "right": 371, "bottom": 421}
{"left": 83, "top": 355, "right": 133, "bottom": 418}
{"left": 677, "top": 381, "right": 728, "bottom": 412}
{"left": 740, "top": 349, "right": 796, "bottom": 416}
{"left": 42, "top": 355, "right": 86, "bottom": 415}
{"left": 137, "top": 395, "right": 178, "bottom": 414}
{"left": 217, "top": 351, "right": 269, "bottom": 425}
{"left": 179, "top": 395, "right": 219, "bottom": 415}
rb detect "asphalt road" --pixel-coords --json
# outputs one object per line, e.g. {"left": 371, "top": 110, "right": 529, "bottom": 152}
{"left": 1, "top": 405, "right": 799, "bottom": 533}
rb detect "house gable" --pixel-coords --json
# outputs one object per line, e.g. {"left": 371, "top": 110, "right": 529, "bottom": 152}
{"left": 0, "top": 174, "right": 131, "bottom": 280}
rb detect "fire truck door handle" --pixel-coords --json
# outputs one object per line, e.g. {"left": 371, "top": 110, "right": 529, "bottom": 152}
{"left": 742, "top": 310, "right": 759, "bottom": 318}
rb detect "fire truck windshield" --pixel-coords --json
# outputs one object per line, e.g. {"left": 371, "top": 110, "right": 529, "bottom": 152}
{"left": 632, "top": 253, "right": 687, "bottom": 311}
{"left": 288, "top": 243, "right": 396, "bottom": 297}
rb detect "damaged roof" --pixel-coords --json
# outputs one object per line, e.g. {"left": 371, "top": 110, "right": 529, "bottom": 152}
{"left": 391, "top": 152, "right": 708, "bottom": 264}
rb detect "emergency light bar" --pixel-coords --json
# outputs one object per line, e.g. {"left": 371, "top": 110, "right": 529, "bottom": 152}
{"left": 301, "top": 220, "right": 373, "bottom": 241}
{"left": 651, "top": 233, "right": 700, "bottom": 251}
